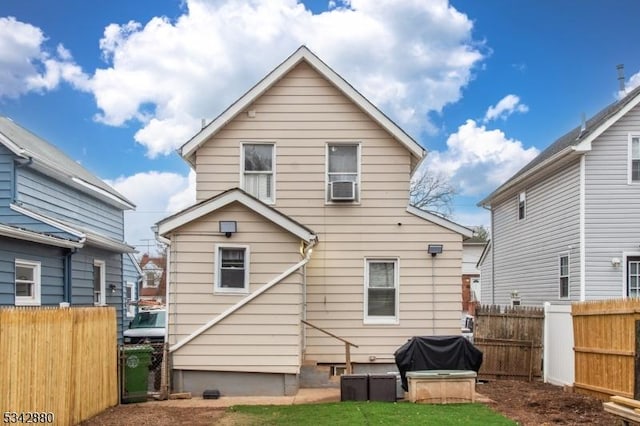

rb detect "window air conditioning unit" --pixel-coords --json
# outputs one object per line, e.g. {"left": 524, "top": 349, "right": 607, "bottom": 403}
{"left": 330, "top": 181, "right": 356, "bottom": 201}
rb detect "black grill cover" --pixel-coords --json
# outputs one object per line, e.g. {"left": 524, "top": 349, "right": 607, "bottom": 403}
{"left": 394, "top": 335, "right": 483, "bottom": 391}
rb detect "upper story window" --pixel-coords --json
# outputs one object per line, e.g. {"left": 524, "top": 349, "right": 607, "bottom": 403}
{"left": 559, "top": 254, "right": 569, "bottom": 298}
{"left": 364, "top": 258, "right": 399, "bottom": 324}
{"left": 630, "top": 136, "right": 640, "bottom": 183}
{"left": 215, "top": 245, "right": 249, "bottom": 293}
{"left": 15, "top": 259, "right": 41, "bottom": 306}
{"left": 327, "top": 143, "right": 360, "bottom": 203}
{"left": 242, "top": 143, "right": 275, "bottom": 203}
{"left": 518, "top": 191, "right": 526, "bottom": 220}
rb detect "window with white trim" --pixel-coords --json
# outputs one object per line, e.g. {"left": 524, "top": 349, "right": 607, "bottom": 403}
{"left": 364, "top": 258, "right": 398, "bottom": 324}
{"left": 559, "top": 254, "right": 569, "bottom": 298}
{"left": 242, "top": 143, "right": 274, "bottom": 203}
{"left": 93, "top": 260, "right": 106, "bottom": 305}
{"left": 215, "top": 245, "right": 249, "bottom": 293}
{"left": 629, "top": 257, "right": 640, "bottom": 298}
{"left": 631, "top": 136, "right": 640, "bottom": 183}
{"left": 125, "top": 281, "right": 136, "bottom": 318}
{"left": 327, "top": 143, "right": 359, "bottom": 202}
{"left": 15, "top": 259, "right": 41, "bottom": 306}
{"left": 518, "top": 191, "right": 526, "bottom": 220}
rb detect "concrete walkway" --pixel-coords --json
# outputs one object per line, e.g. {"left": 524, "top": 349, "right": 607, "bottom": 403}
{"left": 143, "top": 388, "right": 341, "bottom": 408}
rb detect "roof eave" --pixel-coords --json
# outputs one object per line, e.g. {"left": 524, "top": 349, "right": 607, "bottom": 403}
{"left": 406, "top": 205, "right": 474, "bottom": 238}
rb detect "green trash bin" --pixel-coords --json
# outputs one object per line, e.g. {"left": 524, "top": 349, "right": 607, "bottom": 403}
{"left": 122, "top": 345, "right": 153, "bottom": 403}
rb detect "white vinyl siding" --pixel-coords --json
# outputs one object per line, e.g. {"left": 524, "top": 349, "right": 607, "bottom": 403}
{"left": 364, "top": 258, "right": 399, "bottom": 324}
{"left": 215, "top": 245, "right": 250, "bottom": 293}
{"left": 15, "top": 259, "right": 41, "bottom": 306}
{"left": 241, "top": 143, "right": 275, "bottom": 203}
{"left": 492, "top": 159, "right": 580, "bottom": 306}
{"left": 585, "top": 106, "right": 640, "bottom": 299}
{"left": 93, "top": 259, "right": 106, "bottom": 305}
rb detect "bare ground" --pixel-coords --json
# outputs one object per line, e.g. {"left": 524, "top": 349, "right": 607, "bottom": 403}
{"left": 82, "top": 379, "right": 620, "bottom": 425}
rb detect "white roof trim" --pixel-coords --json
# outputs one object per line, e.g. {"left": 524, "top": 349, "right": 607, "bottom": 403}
{"left": 476, "top": 240, "right": 491, "bottom": 268}
{"left": 71, "top": 177, "right": 135, "bottom": 210}
{"left": 0, "top": 223, "right": 83, "bottom": 249}
{"left": 10, "top": 203, "right": 86, "bottom": 239}
{"left": 158, "top": 189, "right": 316, "bottom": 242}
{"left": 0, "top": 131, "right": 27, "bottom": 158}
{"left": 180, "top": 46, "right": 424, "bottom": 163}
{"left": 406, "top": 205, "right": 473, "bottom": 238}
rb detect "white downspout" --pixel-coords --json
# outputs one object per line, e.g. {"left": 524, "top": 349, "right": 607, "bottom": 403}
{"left": 170, "top": 236, "right": 317, "bottom": 353}
{"left": 579, "top": 155, "right": 586, "bottom": 301}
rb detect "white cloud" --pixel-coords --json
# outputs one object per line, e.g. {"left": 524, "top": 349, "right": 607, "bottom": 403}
{"left": 483, "top": 94, "right": 529, "bottom": 122}
{"left": 86, "top": 0, "right": 483, "bottom": 157}
{"left": 618, "top": 69, "right": 640, "bottom": 99}
{"left": 424, "top": 119, "right": 539, "bottom": 197}
{"left": 106, "top": 171, "right": 195, "bottom": 250}
{"left": 0, "top": 17, "right": 90, "bottom": 98}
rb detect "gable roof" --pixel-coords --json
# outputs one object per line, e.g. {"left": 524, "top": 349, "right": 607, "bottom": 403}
{"left": 180, "top": 46, "right": 425, "bottom": 166}
{"left": 479, "top": 84, "right": 640, "bottom": 206}
{"left": 0, "top": 116, "right": 135, "bottom": 210}
{"left": 406, "top": 205, "right": 474, "bottom": 238}
{"left": 157, "top": 188, "right": 317, "bottom": 243}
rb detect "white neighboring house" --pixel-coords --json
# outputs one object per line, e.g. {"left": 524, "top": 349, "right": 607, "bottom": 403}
{"left": 479, "top": 84, "right": 640, "bottom": 306}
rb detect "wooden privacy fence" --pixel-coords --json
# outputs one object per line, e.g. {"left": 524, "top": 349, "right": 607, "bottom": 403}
{"left": 474, "top": 305, "right": 544, "bottom": 381}
{"left": 0, "top": 307, "right": 118, "bottom": 425}
{"left": 572, "top": 298, "right": 640, "bottom": 400}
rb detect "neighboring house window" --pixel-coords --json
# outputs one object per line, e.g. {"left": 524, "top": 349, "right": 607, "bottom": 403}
{"left": 15, "top": 259, "right": 41, "bottom": 306}
{"left": 93, "top": 260, "right": 106, "bottom": 305}
{"left": 145, "top": 271, "right": 158, "bottom": 288}
{"left": 559, "top": 254, "right": 569, "bottom": 298}
{"left": 364, "top": 258, "right": 399, "bottom": 324}
{"left": 631, "top": 136, "right": 640, "bottom": 183}
{"left": 216, "top": 245, "right": 250, "bottom": 293}
{"left": 629, "top": 257, "right": 640, "bottom": 298}
{"left": 242, "top": 143, "right": 275, "bottom": 203}
{"left": 327, "top": 143, "right": 359, "bottom": 202}
{"left": 518, "top": 191, "right": 526, "bottom": 220}
{"left": 125, "top": 281, "right": 136, "bottom": 318}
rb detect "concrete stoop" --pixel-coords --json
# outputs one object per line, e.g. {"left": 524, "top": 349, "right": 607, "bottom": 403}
{"left": 299, "top": 361, "right": 340, "bottom": 388}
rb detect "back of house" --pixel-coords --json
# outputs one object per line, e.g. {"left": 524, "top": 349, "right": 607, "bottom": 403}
{"left": 157, "top": 46, "right": 472, "bottom": 396}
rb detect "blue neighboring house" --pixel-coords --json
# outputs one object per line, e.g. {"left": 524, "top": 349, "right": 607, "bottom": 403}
{"left": 0, "top": 116, "right": 138, "bottom": 339}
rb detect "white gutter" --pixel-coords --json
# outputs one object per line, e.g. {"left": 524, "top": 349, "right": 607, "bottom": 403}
{"left": 170, "top": 236, "right": 317, "bottom": 353}
{"left": 0, "top": 223, "right": 83, "bottom": 249}
{"left": 10, "top": 203, "right": 86, "bottom": 239}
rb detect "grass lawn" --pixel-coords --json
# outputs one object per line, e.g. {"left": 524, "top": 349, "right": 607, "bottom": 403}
{"left": 228, "top": 401, "right": 516, "bottom": 425}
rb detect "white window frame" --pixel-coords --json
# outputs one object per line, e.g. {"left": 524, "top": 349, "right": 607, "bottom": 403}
{"left": 143, "top": 268, "right": 159, "bottom": 288}
{"left": 622, "top": 251, "right": 640, "bottom": 297}
{"left": 125, "top": 281, "right": 136, "bottom": 318}
{"left": 215, "top": 244, "right": 250, "bottom": 294}
{"left": 93, "top": 259, "right": 106, "bottom": 306}
{"left": 628, "top": 134, "right": 640, "bottom": 184}
{"left": 558, "top": 253, "right": 570, "bottom": 299}
{"left": 517, "top": 191, "right": 526, "bottom": 221}
{"left": 240, "top": 142, "right": 276, "bottom": 204}
{"left": 15, "top": 259, "right": 41, "bottom": 306}
{"left": 363, "top": 258, "right": 399, "bottom": 325}
{"left": 325, "top": 142, "right": 361, "bottom": 204}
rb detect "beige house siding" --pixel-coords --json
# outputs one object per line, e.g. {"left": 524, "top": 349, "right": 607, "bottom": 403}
{"left": 167, "top": 202, "right": 304, "bottom": 374}
{"left": 182, "top": 61, "right": 463, "bottom": 367}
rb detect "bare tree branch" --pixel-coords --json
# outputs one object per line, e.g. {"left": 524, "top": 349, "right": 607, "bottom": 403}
{"left": 409, "top": 171, "right": 457, "bottom": 218}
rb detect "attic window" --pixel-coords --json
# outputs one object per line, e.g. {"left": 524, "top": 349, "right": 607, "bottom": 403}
{"left": 518, "top": 192, "right": 526, "bottom": 220}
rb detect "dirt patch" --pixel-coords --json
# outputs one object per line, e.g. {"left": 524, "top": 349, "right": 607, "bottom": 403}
{"left": 478, "top": 379, "right": 619, "bottom": 425}
{"left": 81, "top": 380, "right": 619, "bottom": 425}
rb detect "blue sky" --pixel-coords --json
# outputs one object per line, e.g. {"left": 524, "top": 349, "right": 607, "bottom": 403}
{"left": 1, "top": 0, "right": 640, "bottom": 253}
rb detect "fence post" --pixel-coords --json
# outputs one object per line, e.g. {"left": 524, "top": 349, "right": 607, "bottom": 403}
{"left": 635, "top": 320, "right": 640, "bottom": 400}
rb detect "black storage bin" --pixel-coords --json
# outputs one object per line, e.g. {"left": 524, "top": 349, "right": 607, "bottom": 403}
{"left": 340, "top": 374, "right": 368, "bottom": 401}
{"left": 368, "top": 374, "right": 397, "bottom": 402}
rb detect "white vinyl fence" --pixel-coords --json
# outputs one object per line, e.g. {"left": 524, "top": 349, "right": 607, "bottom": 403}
{"left": 543, "top": 302, "right": 574, "bottom": 386}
